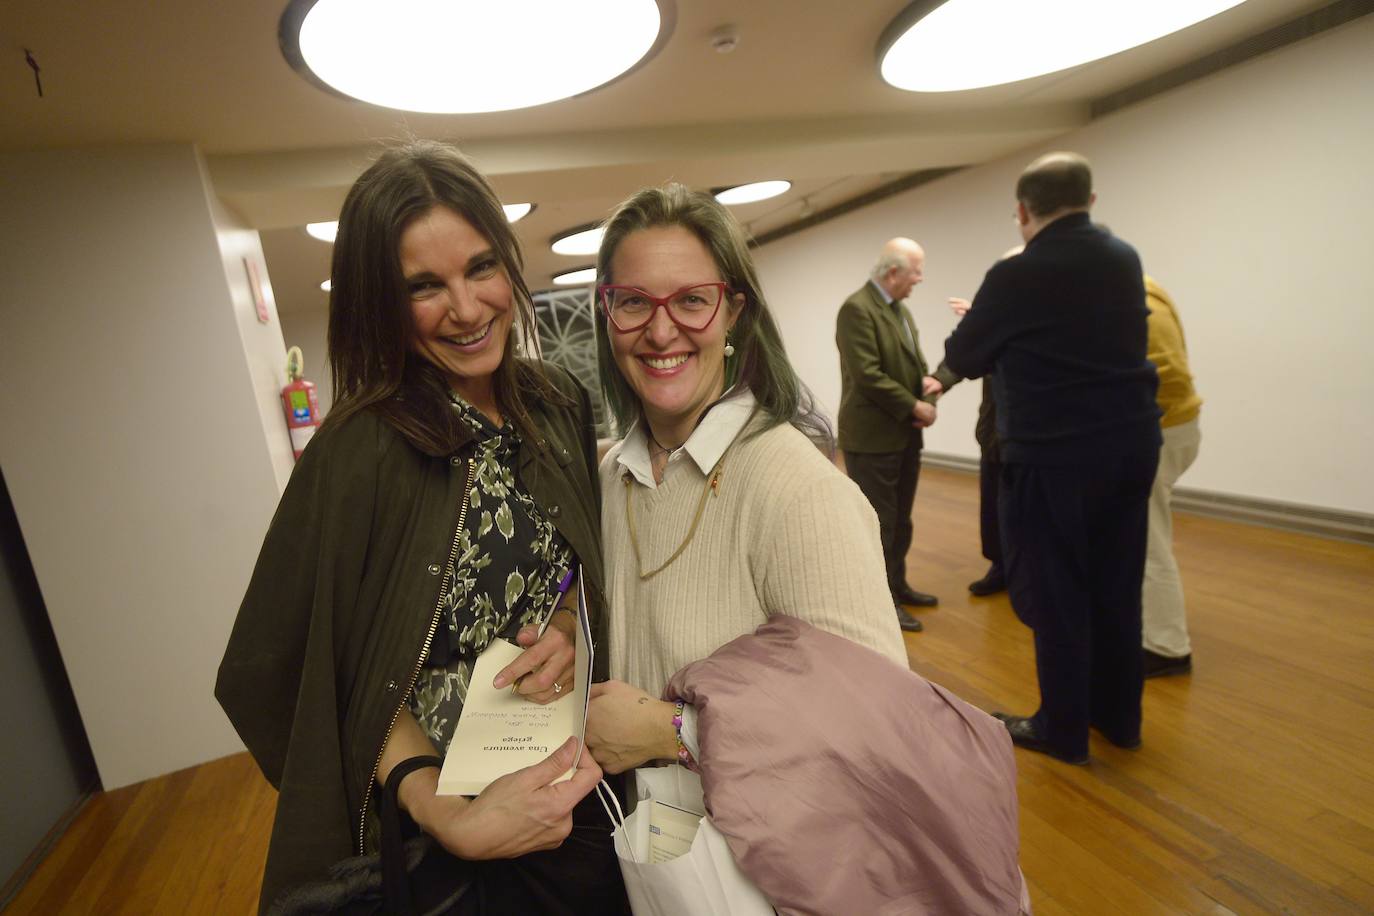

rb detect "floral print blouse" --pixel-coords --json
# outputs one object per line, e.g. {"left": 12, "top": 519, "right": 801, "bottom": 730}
{"left": 408, "top": 396, "right": 574, "bottom": 754}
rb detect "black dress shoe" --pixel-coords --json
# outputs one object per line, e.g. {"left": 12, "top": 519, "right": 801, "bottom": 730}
{"left": 1143, "top": 649, "right": 1192, "bottom": 679}
{"left": 991, "top": 712, "right": 1088, "bottom": 765}
{"left": 968, "top": 566, "right": 1007, "bottom": 596}
{"left": 894, "top": 603, "right": 924, "bottom": 632}
{"left": 893, "top": 584, "right": 938, "bottom": 607}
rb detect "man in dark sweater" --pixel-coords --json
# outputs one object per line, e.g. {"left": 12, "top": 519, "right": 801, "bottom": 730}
{"left": 942, "top": 152, "right": 1161, "bottom": 764}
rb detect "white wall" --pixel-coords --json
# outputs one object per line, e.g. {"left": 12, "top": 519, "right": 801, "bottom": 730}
{"left": 210, "top": 192, "right": 299, "bottom": 490}
{"left": 279, "top": 305, "right": 335, "bottom": 418}
{"left": 755, "top": 16, "right": 1374, "bottom": 516}
{"left": 0, "top": 144, "right": 292, "bottom": 788}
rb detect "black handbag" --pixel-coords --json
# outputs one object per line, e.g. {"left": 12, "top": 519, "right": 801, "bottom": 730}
{"left": 267, "top": 756, "right": 472, "bottom": 916}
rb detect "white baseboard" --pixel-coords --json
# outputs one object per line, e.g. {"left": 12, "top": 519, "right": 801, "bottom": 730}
{"left": 919, "top": 450, "right": 1374, "bottom": 546}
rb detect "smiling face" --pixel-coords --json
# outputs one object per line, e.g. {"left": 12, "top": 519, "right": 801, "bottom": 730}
{"left": 606, "top": 225, "right": 741, "bottom": 442}
{"left": 399, "top": 205, "right": 514, "bottom": 411}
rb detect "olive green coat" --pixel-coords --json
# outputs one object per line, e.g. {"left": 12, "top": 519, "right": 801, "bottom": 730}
{"left": 215, "top": 366, "right": 605, "bottom": 913}
{"left": 836, "top": 282, "right": 950, "bottom": 453}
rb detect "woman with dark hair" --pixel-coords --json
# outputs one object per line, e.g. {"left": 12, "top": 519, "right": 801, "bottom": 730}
{"left": 581, "top": 184, "right": 1027, "bottom": 915}
{"left": 217, "top": 141, "right": 626, "bottom": 915}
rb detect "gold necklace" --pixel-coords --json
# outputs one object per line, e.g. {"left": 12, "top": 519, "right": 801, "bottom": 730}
{"left": 624, "top": 455, "right": 725, "bottom": 581}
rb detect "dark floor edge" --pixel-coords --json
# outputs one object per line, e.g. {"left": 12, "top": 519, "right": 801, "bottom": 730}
{"left": 920, "top": 450, "right": 1374, "bottom": 546}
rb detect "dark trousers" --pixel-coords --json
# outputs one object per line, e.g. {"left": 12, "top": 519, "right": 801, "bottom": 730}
{"left": 1000, "top": 451, "right": 1159, "bottom": 759}
{"left": 979, "top": 451, "right": 1003, "bottom": 570}
{"left": 846, "top": 433, "right": 923, "bottom": 594}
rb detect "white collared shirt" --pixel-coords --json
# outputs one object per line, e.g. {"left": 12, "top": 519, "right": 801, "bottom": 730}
{"left": 616, "top": 388, "right": 757, "bottom": 489}
{"left": 613, "top": 388, "right": 758, "bottom": 758}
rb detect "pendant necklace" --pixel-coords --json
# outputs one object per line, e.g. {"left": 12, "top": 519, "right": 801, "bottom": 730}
{"left": 624, "top": 453, "right": 725, "bottom": 581}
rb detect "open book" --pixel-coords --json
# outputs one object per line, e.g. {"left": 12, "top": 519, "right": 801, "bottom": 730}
{"left": 436, "top": 576, "right": 593, "bottom": 796}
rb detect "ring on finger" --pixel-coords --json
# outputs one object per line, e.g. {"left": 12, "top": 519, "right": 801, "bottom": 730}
{"left": 552, "top": 682, "right": 563, "bottom": 694}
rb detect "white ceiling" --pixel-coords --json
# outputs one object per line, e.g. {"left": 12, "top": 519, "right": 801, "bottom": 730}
{"left": 1, "top": 0, "right": 1332, "bottom": 312}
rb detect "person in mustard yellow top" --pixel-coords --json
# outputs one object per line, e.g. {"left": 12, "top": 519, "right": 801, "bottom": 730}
{"left": 1142, "top": 276, "right": 1203, "bottom": 678}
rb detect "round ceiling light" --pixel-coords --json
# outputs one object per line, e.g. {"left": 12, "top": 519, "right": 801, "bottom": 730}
{"left": 320, "top": 279, "right": 332, "bottom": 292}
{"left": 552, "top": 266, "right": 597, "bottom": 286}
{"left": 551, "top": 225, "right": 606, "bottom": 257}
{"left": 878, "top": 0, "right": 1250, "bottom": 92}
{"left": 714, "top": 180, "right": 791, "bottom": 205}
{"left": 308, "top": 205, "right": 530, "bottom": 243}
{"left": 282, "top": 0, "right": 673, "bottom": 113}
{"left": 306, "top": 221, "right": 338, "bottom": 242}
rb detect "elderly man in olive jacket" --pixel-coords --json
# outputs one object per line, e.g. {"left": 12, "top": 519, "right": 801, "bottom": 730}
{"left": 836, "top": 238, "right": 957, "bottom": 633}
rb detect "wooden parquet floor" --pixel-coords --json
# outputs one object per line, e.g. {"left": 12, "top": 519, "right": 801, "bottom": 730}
{"left": 6, "top": 467, "right": 1373, "bottom": 914}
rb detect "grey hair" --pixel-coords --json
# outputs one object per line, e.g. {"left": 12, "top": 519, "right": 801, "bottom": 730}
{"left": 870, "top": 252, "right": 907, "bottom": 283}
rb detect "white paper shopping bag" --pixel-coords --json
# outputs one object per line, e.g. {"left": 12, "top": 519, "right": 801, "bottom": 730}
{"left": 596, "top": 768, "right": 774, "bottom": 916}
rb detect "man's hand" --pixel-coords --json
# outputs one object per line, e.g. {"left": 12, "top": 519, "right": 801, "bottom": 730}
{"left": 922, "top": 375, "right": 944, "bottom": 397}
{"left": 912, "top": 400, "right": 937, "bottom": 428}
{"left": 948, "top": 296, "right": 971, "bottom": 317}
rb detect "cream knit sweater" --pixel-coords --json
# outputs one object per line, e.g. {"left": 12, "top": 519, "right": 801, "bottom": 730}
{"left": 601, "top": 420, "right": 908, "bottom": 695}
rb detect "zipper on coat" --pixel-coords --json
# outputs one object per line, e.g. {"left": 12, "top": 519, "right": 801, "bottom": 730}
{"left": 356, "top": 457, "right": 475, "bottom": 854}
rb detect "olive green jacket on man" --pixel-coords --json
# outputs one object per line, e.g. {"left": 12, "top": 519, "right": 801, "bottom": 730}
{"left": 836, "top": 281, "right": 956, "bottom": 454}
{"left": 216, "top": 365, "right": 605, "bottom": 913}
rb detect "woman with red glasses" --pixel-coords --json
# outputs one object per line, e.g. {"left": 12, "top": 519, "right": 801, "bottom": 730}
{"left": 583, "top": 181, "right": 906, "bottom": 761}
{"left": 582, "top": 184, "right": 1026, "bottom": 915}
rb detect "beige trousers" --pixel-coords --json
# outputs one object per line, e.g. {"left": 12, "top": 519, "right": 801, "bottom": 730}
{"left": 1142, "top": 418, "right": 1202, "bottom": 657}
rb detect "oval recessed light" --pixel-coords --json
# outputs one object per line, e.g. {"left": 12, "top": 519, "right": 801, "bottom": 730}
{"left": 551, "top": 224, "right": 606, "bottom": 257}
{"left": 282, "top": 0, "right": 674, "bottom": 113}
{"left": 306, "top": 221, "right": 339, "bottom": 242}
{"left": 503, "top": 202, "right": 534, "bottom": 223}
{"left": 320, "top": 279, "right": 332, "bottom": 292}
{"left": 878, "top": 0, "right": 1249, "bottom": 92}
{"left": 714, "top": 180, "right": 791, "bottom": 205}
{"left": 552, "top": 266, "right": 597, "bottom": 286}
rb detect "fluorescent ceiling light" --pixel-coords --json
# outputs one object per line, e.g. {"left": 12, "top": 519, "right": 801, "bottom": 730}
{"left": 879, "top": 0, "right": 1250, "bottom": 92}
{"left": 287, "top": 0, "right": 669, "bottom": 113}
{"left": 552, "top": 267, "right": 597, "bottom": 286}
{"left": 306, "top": 221, "right": 338, "bottom": 242}
{"left": 715, "top": 180, "right": 791, "bottom": 205}
{"left": 503, "top": 203, "right": 534, "bottom": 223}
{"left": 320, "top": 279, "right": 332, "bottom": 292}
{"left": 551, "top": 225, "right": 606, "bottom": 256}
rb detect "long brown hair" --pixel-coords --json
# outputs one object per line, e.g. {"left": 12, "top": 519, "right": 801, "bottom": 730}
{"left": 322, "top": 140, "right": 564, "bottom": 455}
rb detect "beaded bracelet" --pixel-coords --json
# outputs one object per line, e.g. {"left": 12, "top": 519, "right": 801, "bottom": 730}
{"left": 671, "top": 698, "right": 695, "bottom": 767}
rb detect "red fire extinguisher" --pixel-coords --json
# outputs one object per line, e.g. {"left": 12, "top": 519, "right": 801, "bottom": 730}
{"left": 281, "top": 345, "right": 321, "bottom": 460}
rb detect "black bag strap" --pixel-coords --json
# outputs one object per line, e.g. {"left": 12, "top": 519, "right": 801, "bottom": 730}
{"left": 381, "top": 755, "right": 443, "bottom": 916}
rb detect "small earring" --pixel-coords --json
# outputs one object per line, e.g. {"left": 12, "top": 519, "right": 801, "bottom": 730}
{"left": 723, "top": 334, "right": 735, "bottom": 358}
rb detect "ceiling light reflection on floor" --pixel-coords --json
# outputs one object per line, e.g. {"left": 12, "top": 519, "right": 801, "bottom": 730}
{"left": 879, "top": 0, "right": 1249, "bottom": 92}
{"left": 287, "top": 0, "right": 668, "bottom": 113}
